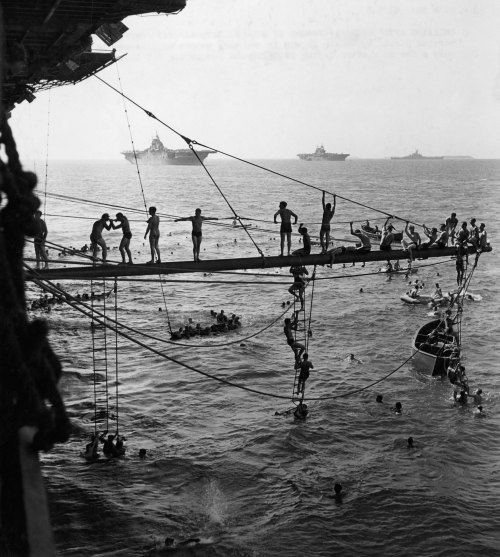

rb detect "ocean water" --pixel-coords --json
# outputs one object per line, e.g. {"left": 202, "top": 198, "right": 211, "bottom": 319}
{"left": 26, "top": 158, "right": 500, "bottom": 556}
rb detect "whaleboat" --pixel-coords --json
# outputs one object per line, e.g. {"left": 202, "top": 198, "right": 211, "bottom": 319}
{"left": 361, "top": 224, "right": 403, "bottom": 243}
{"left": 411, "top": 319, "right": 458, "bottom": 376}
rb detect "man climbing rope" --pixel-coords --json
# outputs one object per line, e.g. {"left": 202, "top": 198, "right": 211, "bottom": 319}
{"left": 284, "top": 313, "right": 305, "bottom": 362}
{"left": 288, "top": 265, "right": 308, "bottom": 310}
{"left": 175, "top": 208, "right": 219, "bottom": 262}
{"left": 296, "top": 352, "right": 314, "bottom": 395}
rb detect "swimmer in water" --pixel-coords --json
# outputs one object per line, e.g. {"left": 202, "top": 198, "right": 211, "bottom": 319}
{"left": 294, "top": 402, "right": 309, "bottom": 420}
{"left": 346, "top": 353, "right": 363, "bottom": 364}
{"left": 407, "top": 437, "right": 414, "bottom": 449}
{"left": 473, "top": 389, "right": 483, "bottom": 404}
{"left": 333, "top": 482, "right": 343, "bottom": 502}
{"left": 376, "top": 394, "right": 383, "bottom": 403}
{"left": 393, "top": 402, "right": 402, "bottom": 414}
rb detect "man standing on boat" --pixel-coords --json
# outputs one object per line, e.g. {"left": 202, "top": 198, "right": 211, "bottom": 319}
{"left": 90, "top": 213, "right": 112, "bottom": 263}
{"left": 175, "top": 208, "right": 218, "bottom": 262}
{"left": 112, "top": 212, "right": 133, "bottom": 265}
{"left": 320, "top": 191, "right": 336, "bottom": 253}
{"left": 144, "top": 206, "right": 161, "bottom": 264}
{"left": 379, "top": 217, "right": 395, "bottom": 251}
{"left": 274, "top": 201, "right": 298, "bottom": 256}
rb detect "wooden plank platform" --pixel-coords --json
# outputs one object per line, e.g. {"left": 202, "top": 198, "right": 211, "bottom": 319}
{"left": 25, "top": 246, "right": 489, "bottom": 281}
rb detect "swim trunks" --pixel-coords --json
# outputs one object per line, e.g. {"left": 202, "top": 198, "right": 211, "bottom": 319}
{"left": 320, "top": 224, "right": 331, "bottom": 232}
{"left": 380, "top": 244, "right": 391, "bottom": 251}
{"left": 192, "top": 231, "right": 202, "bottom": 238}
{"left": 124, "top": 232, "right": 132, "bottom": 239}
{"left": 280, "top": 222, "right": 292, "bottom": 234}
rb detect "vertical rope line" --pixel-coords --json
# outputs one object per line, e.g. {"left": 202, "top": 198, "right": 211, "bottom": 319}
{"left": 306, "top": 266, "right": 317, "bottom": 352}
{"left": 91, "top": 277, "right": 98, "bottom": 434}
{"left": 188, "top": 144, "right": 264, "bottom": 257}
{"left": 114, "top": 62, "right": 148, "bottom": 214}
{"left": 114, "top": 278, "right": 119, "bottom": 435}
{"left": 102, "top": 278, "right": 109, "bottom": 431}
{"left": 43, "top": 90, "right": 51, "bottom": 217}
{"left": 114, "top": 62, "right": 173, "bottom": 333}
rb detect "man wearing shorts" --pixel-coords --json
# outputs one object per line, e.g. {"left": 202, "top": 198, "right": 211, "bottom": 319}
{"left": 175, "top": 208, "right": 218, "bottom": 262}
{"left": 112, "top": 212, "right": 133, "bottom": 264}
{"left": 144, "top": 206, "right": 161, "bottom": 264}
{"left": 33, "top": 210, "right": 49, "bottom": 269}
{"left": 274, "top": 201, "right": 298, "bottom": 256}
{"left": 90, "top": 213, "right": 111, "bottom": 263}
{"left": 320, "top": 191, "right": 336, "bottom": 253}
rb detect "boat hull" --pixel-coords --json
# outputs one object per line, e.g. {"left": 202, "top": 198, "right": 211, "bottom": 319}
{"left": 411, "top": 319, "right": 457, "bottom": 376}
{"left": 297, "top": 153, "right": 349, "bottom": 161}
{"left": 361, "top": 226, "right": 403, "bottom": 243}
{"left": 122, "top": 150, "right": 212, "bottom": 165}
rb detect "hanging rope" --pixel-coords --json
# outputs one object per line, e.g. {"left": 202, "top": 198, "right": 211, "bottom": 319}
{"left": 93, "top": 75, "right": 424, "bottom": 228}
{"left": 42, "top": 90, "right": 51, "bottom": 218}
{"left": 113, "top": 278, "right": 120, "bottom": 435}
{"left": 115, "top": 62, "right": 148, "bottom": 215}
{"left": 26, "top": 261, "right": 482, "bottom": 405}
{"left": 186, "top": 144, "right": 265, "bottom": 257}
{"left": 115, "top": 67, "right": 174, "bottom": 333}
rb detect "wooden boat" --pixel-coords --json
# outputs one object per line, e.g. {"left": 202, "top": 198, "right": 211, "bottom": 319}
{"left": 411, "top": 319, "right": 458, "bottom": 376}
{"left": 361, "top": 224, "right": 403, "bottom": 243}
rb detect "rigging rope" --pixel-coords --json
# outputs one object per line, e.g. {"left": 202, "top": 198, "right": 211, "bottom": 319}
{"left": 187, "top": 145, "right": 265, "bottom": 257}
{"left": 114, "top": 278, "right": 120, "bottom": 434}
{"left": 26, "top": 261, "right": 480, "bottom": 405}
{"left": 42, "top": 90, "right": 51, "bottom": 218}
{"left": 115, "top": 62, "right": 148, "bottom": 215}
{"left": 94, "top": 75, "right": 424, "bottom": 228}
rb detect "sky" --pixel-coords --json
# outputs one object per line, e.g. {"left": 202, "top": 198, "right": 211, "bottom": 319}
{"left": 10, "top": 0, "right": 500, "bottom": 160}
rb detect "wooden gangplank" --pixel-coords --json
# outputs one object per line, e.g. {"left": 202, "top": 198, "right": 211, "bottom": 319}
{"left": 25, "top": 246, "right": 488, "bottom": 281}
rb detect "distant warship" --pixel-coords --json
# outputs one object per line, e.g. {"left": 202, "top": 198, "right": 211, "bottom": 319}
{"left": 122, "top": 134, "right": 216, "bottom": 165}
{"left": 297, "top": 145, "right": 349, "bottom": 161}
{"left": 391, "top": 149, "right": 443, "bottom": 160}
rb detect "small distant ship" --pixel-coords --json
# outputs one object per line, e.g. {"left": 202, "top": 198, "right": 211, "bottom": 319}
{"left": 297, "top": 145, "right": 349, "bottom": 161}
{"left": 391, "top": 149, "right": 443, "bottom": 160}
{"left": 121, "top": 134, "right": 216, "bottom": 165}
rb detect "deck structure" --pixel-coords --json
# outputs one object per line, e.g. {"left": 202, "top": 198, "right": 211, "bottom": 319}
{"left": 25, "top": 246, "right": 489, "bottom": 281}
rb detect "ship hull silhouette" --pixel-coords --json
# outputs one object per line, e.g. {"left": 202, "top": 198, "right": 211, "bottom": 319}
{"left": 297, "top": 145, "right": 349, "bottom": 161}
{"left": 122, "top": 134, "right": 216, "bottom": 165}
{"left": 391, "top": 149, "right": 443, "bottom": 160}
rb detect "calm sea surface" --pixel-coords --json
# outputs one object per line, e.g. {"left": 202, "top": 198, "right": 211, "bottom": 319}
{"left": 27, "top": 158, "right": 500, "bottom": 556}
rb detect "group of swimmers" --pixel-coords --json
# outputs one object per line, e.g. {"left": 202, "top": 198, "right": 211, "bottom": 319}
{"left": 83, "top": 430, "right": 126, "bottom": 460}
{"left": 169, "top": 311, "right": 241, "bottom": 340}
